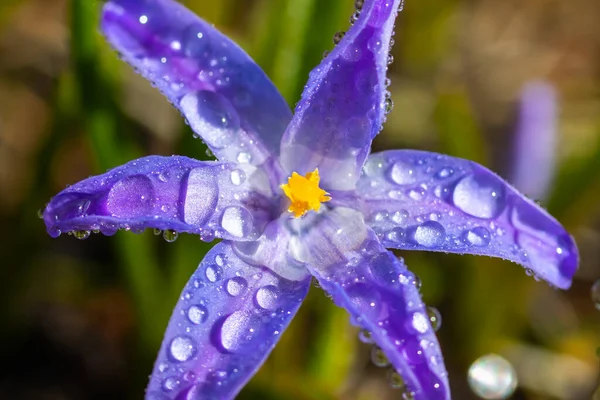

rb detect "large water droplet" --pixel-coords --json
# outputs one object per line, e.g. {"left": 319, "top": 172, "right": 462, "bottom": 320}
{"left": 73, "top": 230, "right": 91, "bottom": 240}
{"left": 107, "top": 175, "right": 155, "bottom": 218}
{"left": 411, "top": 221, "right": 445, "bottom": 247}
{"left": 591, "top": 279, "right": 600, "bottom": 311}
{"left": 179, "top": 91, "right": 240, "bottom": 149}
{"left": 255, "top": 285, "right": 279, "bottom": 310}
{"left": 169, "top": 336, "right": 196, "bottom": 362}
{"left": 218, "top": 311, "right": 259, "bottom": 353}
{"left": 220, "top": 206, "right": 253, "bottom": 238}
{"left": 452, "top": 174, "right": 506, "bottom": 219}
{"left": 225, "top": 277, "right": 247, "bottom": 297}
{"left": 468, "top": 354, "right": 517, "bottom": 399}
{"left": 184, "top": 168, "right": 218, "bottom": 226}
{"left": 464, "top": 227, "right": 491, "bottom": 247}
{"left": 187, "top": 304, "right": 208, "bottom": 324}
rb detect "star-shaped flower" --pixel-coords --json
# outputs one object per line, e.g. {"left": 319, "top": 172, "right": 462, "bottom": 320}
{"left": 42, "top": 0, "right": 579, "bottom": 399}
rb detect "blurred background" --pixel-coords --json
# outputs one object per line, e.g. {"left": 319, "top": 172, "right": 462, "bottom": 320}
{"left": 0, "top": 0, "right": 598, "bottom": 399}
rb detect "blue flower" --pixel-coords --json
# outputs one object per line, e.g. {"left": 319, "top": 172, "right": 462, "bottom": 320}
{"left": 42, "top": 0, "right": 579, "bottom": 399}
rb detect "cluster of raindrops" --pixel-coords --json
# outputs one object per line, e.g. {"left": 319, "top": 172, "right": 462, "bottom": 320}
{"left": 468, "top": 354, "right": 517, "bottom": 399}
{"left": 356, "top": 272, "right": 442, "bottom": 399}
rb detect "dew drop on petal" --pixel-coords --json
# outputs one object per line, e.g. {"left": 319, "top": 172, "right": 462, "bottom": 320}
{"left": 358, "top": 329, "right": 374, "bottom": 344}
{"left": 371, "top": 346, "right": 390, "bottom": 367}
{"left": 205, "top": 265, "right": 223, "bottom": 283}
{"left": 225, "top": 277, "right": 247, "bottom": 297}
{"left": 411, "top": 221, "right": 445, "bottom": 247}
{"left": 73, "top": 230, "right": 91, "bottom": 240}
{"left": 218, "top": 311, "right": 258, "bottom": 353}
{"left": 230, "top": 169, "right": 246, "bottom": 186}
{"left": 468, "top": 354, "right": 517, "bottom": 399}
{"left": 389, "top": 161, "right": 417, "bottom": 185}
{"left": 464, "top": 227, "right": 491, "bottom": 247}
{"left": 426, "top": 306, "right": 442, "bottom": 332}
{"left": 255, "top": 285, "right": 279, "bottom": 310}
{"left": 452, "top": 174, "right": 506, "bottom": 219}
{"left": 220, "top": 206, "right": 253, "bottom": 238}
{"left": 387, "top": 369, "right": 406, "bottom": 389}
{"left": 163, "top": 229, "right": 178, "bottom": 242}
{"left": 169, "top": 336, "right": 196, "bottom": 362}
{"left": 187, "top": 305, "right": 208, "bottom": 324}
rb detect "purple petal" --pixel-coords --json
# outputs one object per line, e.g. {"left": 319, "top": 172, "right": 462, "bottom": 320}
{"left": 305, "top": 228, "right": 449, "bottom": 400}
{"left": 43, "top": 156, "right": 273, "bottom": 241}
{"left": 279, "top": 0, "right": 401, "bottom": 190}
{"left": 355, "top": 150, "right": 578, "bottom": 289}
{"left": 101, "top": 0, "right": 291, "bottom": 167}
{"left": 146, "top": 241, "right": 310, "bottom": 400}
{"left": 510, "top": 81, "right": 558, "bottom": 200}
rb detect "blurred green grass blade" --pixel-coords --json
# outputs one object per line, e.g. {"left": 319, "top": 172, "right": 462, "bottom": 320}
{"left": 307, "top": 299, "right": 357, "bottom": 391}
{"left": 433, "top": 91, "right": 488, "bottom": 165}
{"left": 547, "top": 124, "right": 600, "bottom": 226}
{"left": 269, "top": 0, "right": 318, "bottom": 102}
{"left": 70, "top": 0, "right": 165, "bottom": 349}
{"left": 250, "top": 0, "right": 288, "bottom": 80}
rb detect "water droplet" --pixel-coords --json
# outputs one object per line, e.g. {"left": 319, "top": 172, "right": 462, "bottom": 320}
{"left": 387, "top": 54, "right": 394, "bottom": 65}
{"left": 179, "top": 91, "right": 240, "bottom": 149}
{"left": 218, "top": 311, "right": 259, "bottom": 353}
{"left": 37, "top": 208, "right": 44, "bottom": 219}
{"left": 183, "top": 168, "right": 218, "bottom": 226}
{"left": 73, "top": 230, "right": 90, "bottom": 240}
{"left": 169, "top": 336, "right": 196, "bottom": 362}
{"left": 355, "top": 0, "right": 364, "bottom": 10}
{"left": 333, "top": 31, "right": 345, "bottom": 44}
{"left": 220, "top": 206, "right": 253, "bottom": 238}
{"left": 436, "top": 167, "right": 454, "bottom": 179}
{"left": 591, "top": 279, "right": 600, "bottom": 310}
{"left": 384, "top": 97, "right": 394, "bottom": 114}
{"left": 410, "top": 311, "right": 430, "bottom": 334}
{"left": 412, "top": 274, "right": 422, "bottom": 290}
{"left": 452, "top": 174, "right": 506, "bottom": 219}
{"left": 225, "top": 277, "right": 247, "bottom": 297}
{"left": 392, "top": 209, "right": 409, "bottom": 224}
{"left": 236, "top": 152, "right": 252, "bottom": 164}
{"left": 402, "top": 392, "right": 415, "bottom": 400}
{"left": 153, "top": 228, "right": 162, "bottom": 235}
{"left": 371, "top": 346, "right": 390, "bottom": 367}
{"left": 468, "top": 354, "right": 517, "bottom": 399}
{"left": 187, "top": 305, "right": 208, "bottom": 324}
{"left": 358, "top": 329, "right": 374, "bottom": 344}
{"left": 205, "top": 265, "right": 223, "bottom": 282}
{"left": 389, "top": 161, "right": 417, "bottom": 185}
{"left": 386, "top": 227, "right": 405, "bottom": 243}
{"left": 427, "top": 306, "right": 442, "bottom": 332}
{"left": 411, "top": 221, "right": 445, "bottom": 247}
{"left": 255, "top": 285, "right": 279, "bottom": 310}
{"left": 107, "top": 175, "right": 155, "bottom": 218}
{"left": 387, "top": 369, "right": 406, "bottom": 389}
{"left": 230, "top": 169, "right": 246, "bottom": 186}
{"left": 162, "top": 377, "right": 177, "bottom": 391}
{"left": 464, "top": 227, "right": 491, "bottom": 247}
{"left": 163, "top": 229, "right": 178, "bottom": 242}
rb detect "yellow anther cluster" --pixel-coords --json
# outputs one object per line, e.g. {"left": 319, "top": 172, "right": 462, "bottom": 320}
{"left": 281, "top": 168, "right": 331, "bottom": 218}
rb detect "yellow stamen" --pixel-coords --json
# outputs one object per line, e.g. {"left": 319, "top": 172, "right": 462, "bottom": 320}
{"left": 281, "top": 168, "right": 331, "bottom": 218}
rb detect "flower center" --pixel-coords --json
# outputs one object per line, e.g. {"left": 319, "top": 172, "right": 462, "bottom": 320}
{"left": 281, "top": 168, "right": 331, "bottom": 218}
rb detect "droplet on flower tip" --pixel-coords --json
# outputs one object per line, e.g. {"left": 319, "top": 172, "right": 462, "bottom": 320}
{"left": 591, "top": 279, "right": 600, "bottom": 310}
{"left": 468, "top": 354, "right": 517, "bottom": 399}
{"left": 371, "top": 346, "right": 390, "bottom": 367}
{"left": 73, "top": 230, "right": 90, "bottom": 240}
{"left": 426, "top": 306, "right": 442, "bottom": 332}
{"left": 163, "top": 229, "right": 178, "bottom": 242}
{"left": 333, "top": 31, "right": 345, "bottom": 44}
